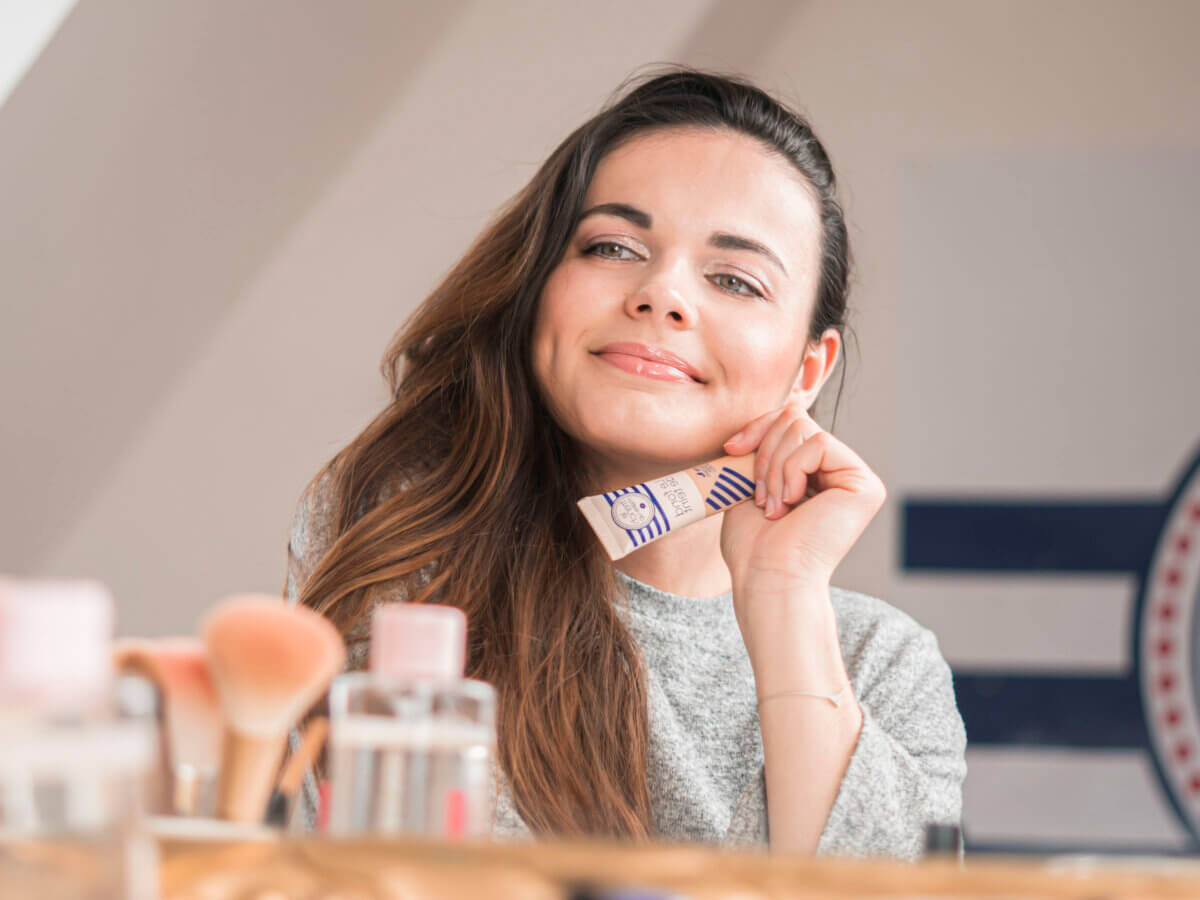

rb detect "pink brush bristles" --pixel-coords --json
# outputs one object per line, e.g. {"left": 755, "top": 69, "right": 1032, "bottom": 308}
{"left": 113, "top": 637, "right": 223, "bottom": 815}
{"left": 202, "top": 595, "right": 345, "bottom": 824}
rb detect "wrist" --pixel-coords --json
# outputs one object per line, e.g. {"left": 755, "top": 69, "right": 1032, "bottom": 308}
{"left": 732, "top": 566, "right": 830, "bottom": 599}
{"left": 731, "top": 575, "right": 833, "bottom": 637}
{"left": 732, "top": 580, "right": 847, "bottom": 695}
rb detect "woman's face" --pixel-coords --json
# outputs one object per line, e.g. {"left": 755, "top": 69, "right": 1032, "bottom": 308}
{"left": 531, "top": 126, "right": 828, "bottom": 478}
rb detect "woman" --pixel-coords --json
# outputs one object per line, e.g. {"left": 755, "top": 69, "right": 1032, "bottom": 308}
{"left": 285, "top": 65, "right": 967, "bottom": 858}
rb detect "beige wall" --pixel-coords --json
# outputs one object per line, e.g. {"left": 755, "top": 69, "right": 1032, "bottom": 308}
{"left": 3, "top": 0, "right": 774, "bottom": 632}
{"left": 10, "top": 0, "right": 1192, "bottom": 635}
{"left": 0, "top": 0, "right": 469, "bottom": 609}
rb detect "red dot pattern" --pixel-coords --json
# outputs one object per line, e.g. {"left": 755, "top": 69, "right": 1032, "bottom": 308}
{"left": 1143, "top": 475, "right": 1200, "bottom": 822}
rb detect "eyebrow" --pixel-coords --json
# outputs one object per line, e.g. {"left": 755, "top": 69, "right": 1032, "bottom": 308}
{"left": 577, "top": 202, "right": 789, "bottom": 277}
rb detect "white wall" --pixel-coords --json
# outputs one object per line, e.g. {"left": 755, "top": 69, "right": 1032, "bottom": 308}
{"left": 5, "top": 0, "right": 779, "bottom": 632}
{"left": 0, "top": 0, "right": 467, "bottom": 580}
{"left": 743, "top": 0, "right": 1200, "bottom": 850}
{"left": 0, "top": 0, "right": 78, "bottom": 107}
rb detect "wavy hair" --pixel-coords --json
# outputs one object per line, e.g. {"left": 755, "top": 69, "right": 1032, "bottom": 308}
{"left": 297, "top": 64, "right": 854, "bottom": 838}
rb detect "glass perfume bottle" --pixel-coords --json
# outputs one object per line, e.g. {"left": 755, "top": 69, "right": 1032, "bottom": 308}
{"left": 326, "top": 603, "right": 497, "bottom": 838}
{"left": 0, "top": 577, "right": 159, "bottom": 899}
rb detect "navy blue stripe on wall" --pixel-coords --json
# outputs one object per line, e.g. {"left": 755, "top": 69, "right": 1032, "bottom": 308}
{"left": 905, "top": 497, "right": 1160, "bottom": 750}
{"left": 902, "top": 499, "right": 1165, "bottom": 572}
{"left": 902, "top": 492, "right": 1181, "bottom": 853}
{"left": 954, "top": 672, "right": 1149, "bottom": 749}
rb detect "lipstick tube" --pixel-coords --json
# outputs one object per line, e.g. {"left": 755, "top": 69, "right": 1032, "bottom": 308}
{"left": 576, "top": 454, "right": 758, "bottom": 560}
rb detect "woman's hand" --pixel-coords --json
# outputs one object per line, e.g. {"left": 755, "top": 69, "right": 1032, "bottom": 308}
{"left": 718, "top": 399, "right": 887, "bottom": 593}
{"left": 718, "top": 400, "right": 880, "bottom": 854}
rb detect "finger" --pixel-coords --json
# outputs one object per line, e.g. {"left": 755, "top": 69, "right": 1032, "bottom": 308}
{"left": 780, "top": 432, "right": 838, "bottom": 505}
{"left": 786, "top": 430, "right": 881, "bottom": 499}
{"left": 722, "top": 407, "right": 783, "bottom": 455}
{"left": 774, "top": 410, "right": 825, "bottom": 507}
{"left": 793, "top": 408, "right": 825, "bottom": 442}
{"left": 723, "top": 396, "right": 815, "bottom": 454}
{"left": 753, "top": 411, "right": 797, "bottom": 508}
{"left": 765, "top": 419, "right": 808, "bottom": 519}
{"left": 780, "top": 449, "right": 811, "bottom": 505}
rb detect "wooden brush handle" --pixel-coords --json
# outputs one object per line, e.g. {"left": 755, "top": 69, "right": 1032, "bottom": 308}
{"left": 216, "top": 731, "right": 285, "bottom": 824}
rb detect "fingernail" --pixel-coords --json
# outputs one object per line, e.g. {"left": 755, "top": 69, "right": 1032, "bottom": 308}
{"left": 766, "top": 496, "right": 777, "bottom": 517}
{"left": 756, "top": 481, "right": 766, "bottom": 506}
{"left": 782, "top": 481, "right": 790, "bottom": 504}
{"left": 725, "top": 430, "right": 744, "bottom": 446}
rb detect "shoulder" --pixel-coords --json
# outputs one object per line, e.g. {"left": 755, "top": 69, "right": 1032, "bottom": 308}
{"left": 284, "top": 468, "right": 341, "bottom": 610}
{"left": 284, "top": 464, "right": 428, "bottom": 662}
{"left": 288, "top": 468, "right": 338, "bottom": 565}
{"left": 284, "top": 467, "right": 369, "bottom": 664}
{"left": 828, "top": 585, "right": 951, "bottom": 697}
{"left": 829, "top": 586, "right": 965, "bottom": 759}
{"left": 829, "top": 585, "right": 932, "bottom": 649}
{"left": 288, "top": 464, "right": 415, "bottom": 559}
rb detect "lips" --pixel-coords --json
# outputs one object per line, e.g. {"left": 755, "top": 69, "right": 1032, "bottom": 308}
{"left": 593, "top": 342, "right": 704, "bottom": 384}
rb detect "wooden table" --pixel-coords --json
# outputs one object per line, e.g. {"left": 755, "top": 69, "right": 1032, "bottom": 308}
{"left": 155, "top": 833, "right": 1200, "bottom": 899}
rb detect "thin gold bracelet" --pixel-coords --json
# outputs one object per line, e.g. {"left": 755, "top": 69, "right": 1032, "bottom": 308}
{"left": 757, "top": 684, "right": 849, "bottom": 709}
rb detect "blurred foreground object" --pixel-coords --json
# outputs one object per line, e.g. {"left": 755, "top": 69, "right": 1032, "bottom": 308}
{"left": 0, "top": 576, "right": 158, "bottom": 899}
{"left": 156, "top": 833, "right": 1200, "bottom": 899}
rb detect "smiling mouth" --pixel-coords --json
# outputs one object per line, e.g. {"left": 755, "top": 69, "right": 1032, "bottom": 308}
{"left": 592, "top": 351, "right": 704, "bottom": 384}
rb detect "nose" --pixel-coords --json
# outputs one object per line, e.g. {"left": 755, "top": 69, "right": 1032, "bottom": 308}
{"left": 622, "top": 259, "right": 698, "bottom": 327}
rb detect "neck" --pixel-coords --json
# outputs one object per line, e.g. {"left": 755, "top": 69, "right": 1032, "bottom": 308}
{"left": 614, "top": 514, "right": 732, "bottom": 599}
{"left": 585, "top": 450, "right": 733, "bottom": 598}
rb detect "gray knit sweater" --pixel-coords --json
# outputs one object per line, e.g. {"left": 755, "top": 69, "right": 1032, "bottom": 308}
{"left": 284, "top": 474, "right": 967, "bottom": 859}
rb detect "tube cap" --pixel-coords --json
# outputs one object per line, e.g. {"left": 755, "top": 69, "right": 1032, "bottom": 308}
{"left": 0, "top": 576, "right": 115, "bottom": 710}
{"left": 369, "top": 603, "right": 466, "bottom": 681}
{"left": 923, "top": 821, "right": 962, "bottom": 856}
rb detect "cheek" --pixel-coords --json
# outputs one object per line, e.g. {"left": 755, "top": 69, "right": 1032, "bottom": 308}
{"left": 531, "top": 264, "right": 592, "bottom": 408}
{"left": 538, "top": 259, "right": 580, "bottom": 328}
{"left": 533, "top": 261, "right": 605, "bottom": 370}
{"left": 719, "top": 321, "right": 799, "bottom": 402}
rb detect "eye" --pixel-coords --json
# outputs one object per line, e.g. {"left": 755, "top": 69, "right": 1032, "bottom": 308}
{"left": 711, "top": 273, "right": 765, "bottom": 299}
{"left": 584, "top": 241, "right": 639, "bottom": 260}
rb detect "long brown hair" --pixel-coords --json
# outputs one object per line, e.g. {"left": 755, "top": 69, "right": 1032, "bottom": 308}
{"left": 297, "top": 64, "right": 854, "bottom": 839}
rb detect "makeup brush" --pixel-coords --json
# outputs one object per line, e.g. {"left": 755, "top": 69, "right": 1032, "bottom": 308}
{"left": 264, "top": 715, "right": 328, "bottom": 827}
{"left": 202, "top": 596, "right": 345, "bottom": 824}
{"left": 113, "top": 670, "right": 170, "bottom": 814}
{"left": 112, "top": 637, "right": 223, "bottom": 816}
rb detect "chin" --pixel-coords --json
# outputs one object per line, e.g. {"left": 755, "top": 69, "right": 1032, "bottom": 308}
{"left": 583, "top": 427, "right": 717, "bottom": 471}
{"left": 551, "top": 391, "right": 722, "bottom": 467}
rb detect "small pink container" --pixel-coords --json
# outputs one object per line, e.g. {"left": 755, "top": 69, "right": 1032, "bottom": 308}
{"left": 369, "top": 603, "right": 467, "bottom": 681}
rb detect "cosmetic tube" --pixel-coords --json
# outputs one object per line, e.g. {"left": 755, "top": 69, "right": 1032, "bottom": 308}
{"left": 577, "top": 454, "right": 757, "bottom": 560}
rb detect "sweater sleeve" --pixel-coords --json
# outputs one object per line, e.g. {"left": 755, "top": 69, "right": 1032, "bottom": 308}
{"left": 281, "top": 469, "right": 341, "bottom": 834}
{"left": 815, "top": 605, "right": 967, "bottom": 860}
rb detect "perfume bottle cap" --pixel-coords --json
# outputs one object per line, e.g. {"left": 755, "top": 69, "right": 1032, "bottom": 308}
{"left": 0, "top": 576, "right": 115, "bottom": 710}
{"left": 369, "top": 603, "right": 467, "bottom": 681}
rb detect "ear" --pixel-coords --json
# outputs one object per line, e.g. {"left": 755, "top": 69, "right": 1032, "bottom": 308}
{"left": 788, "top": 328, "right": 841, "bottom": 406}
